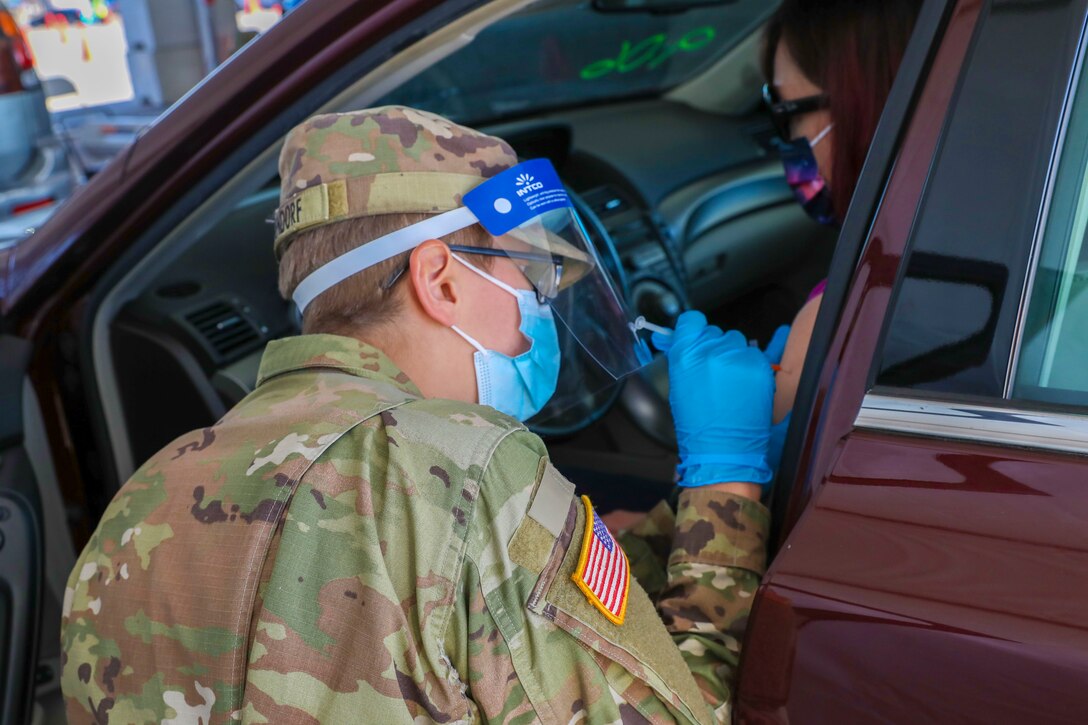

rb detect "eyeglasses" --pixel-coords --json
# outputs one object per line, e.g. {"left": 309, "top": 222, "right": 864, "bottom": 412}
{"left": 381, "top": 244, "right": 565, "bottom": 303}
{"left": 762, "top": 82, "right": 830, "bottom": 141}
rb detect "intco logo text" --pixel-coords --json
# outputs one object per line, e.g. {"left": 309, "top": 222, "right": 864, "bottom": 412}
{"left": 516, "top": 173, "right": 544, "bottom": 196}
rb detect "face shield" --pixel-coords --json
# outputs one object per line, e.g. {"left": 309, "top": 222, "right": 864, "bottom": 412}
{"left": 289, "top": 158, "right": 651, "bottom": 422}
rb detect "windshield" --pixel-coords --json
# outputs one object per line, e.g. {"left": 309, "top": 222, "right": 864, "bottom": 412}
{"left": 377, "top": 0, "right": 778, "bottom": 123}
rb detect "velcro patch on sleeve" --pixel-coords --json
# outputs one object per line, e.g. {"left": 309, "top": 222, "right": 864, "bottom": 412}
{"left": 571, "top": 496, "right": 630, "bottom": 626}
{"left": 527, "top": 462, "right": 575, "bottom": 538}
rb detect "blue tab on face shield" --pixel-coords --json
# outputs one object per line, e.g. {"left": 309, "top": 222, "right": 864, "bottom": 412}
{"left": 463, "top": 159, "right": 573, "bottom": 236}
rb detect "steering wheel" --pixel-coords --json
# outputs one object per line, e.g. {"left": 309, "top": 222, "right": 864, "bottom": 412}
{"left": 569, "top": 188, "right": 631, "bottom": 300}
{"left": 527, "top": 188, "right": 637, "bottom": 438}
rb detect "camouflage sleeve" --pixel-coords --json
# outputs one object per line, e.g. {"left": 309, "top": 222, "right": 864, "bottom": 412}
{"left": 658, "top": 489, "right": 770, "bottom": 719}
{"left": 617, "top": 500, "right": 676, "bottom": 598}
{"left": 456, "top": 432, "right": 721, "bottom": 724}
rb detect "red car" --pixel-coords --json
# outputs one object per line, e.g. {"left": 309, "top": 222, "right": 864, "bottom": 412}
{"left": 1, "top": 0, "right": 1085, "bottom": 721}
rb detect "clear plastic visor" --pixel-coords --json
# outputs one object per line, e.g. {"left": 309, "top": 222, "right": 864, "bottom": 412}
{"left": 453, "top": 207, "right": 651, "bottom": 427}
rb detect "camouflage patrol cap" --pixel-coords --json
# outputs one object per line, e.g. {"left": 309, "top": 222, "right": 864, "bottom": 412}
{"left": 274, "top": 105, "right": 518, "bottom": 258}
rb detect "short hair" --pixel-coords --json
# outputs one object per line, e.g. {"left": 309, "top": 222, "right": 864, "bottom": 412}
{"left": 762, "top": 0, "right": 923, "bottom": 222}
{"left": 278, "top": 213, "right": 493, "bottom": 336}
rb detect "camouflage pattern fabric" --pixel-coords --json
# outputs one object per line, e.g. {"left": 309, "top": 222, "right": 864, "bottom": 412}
{"left": 274, "top": 106, "right": 517, "bottom": 257}
{"left": 61, "top": 334, "right": 768, "bottom": 723}
{"left": 619, "top": 500, "right": 679, "bottom": 598}
{"left": 656, "top": 491, "right": 768, "bottom": 719}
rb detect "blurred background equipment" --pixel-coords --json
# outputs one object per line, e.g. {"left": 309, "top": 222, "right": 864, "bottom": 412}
{"left": 0, "top": 0, "right": 300, "bottom": 244}
{"left": 0, "top": 0, "right": 74, "bottom": 249}
{"left": 117, "top": 0, "right": 237, "bottom": 108}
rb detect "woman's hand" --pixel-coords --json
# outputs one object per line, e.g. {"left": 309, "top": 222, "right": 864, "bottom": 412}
{"left": 653, "top": 311, "right": 776, "bottom": 491}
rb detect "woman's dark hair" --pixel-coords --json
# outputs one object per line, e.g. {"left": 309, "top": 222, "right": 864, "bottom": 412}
{"left": 762, "top": 0, "right": 923, "bottom": 222}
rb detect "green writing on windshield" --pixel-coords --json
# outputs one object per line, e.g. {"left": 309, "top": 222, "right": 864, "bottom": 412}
{"left": 580, "top": 26, "right": 717, "bottom": 81}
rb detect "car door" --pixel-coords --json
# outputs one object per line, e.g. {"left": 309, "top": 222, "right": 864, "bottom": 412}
{"left": 737, "top": 0, "right": 1088, "bottom": 721}
{"left": 0, "top": 336, "right": 44, "bottom": 725}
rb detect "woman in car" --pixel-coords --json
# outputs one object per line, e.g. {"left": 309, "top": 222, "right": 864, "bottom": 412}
{"left": 602, "top": 2, "right": 925, "bottom": 536}
{"left": 765, "top": 0, "right": 922, "bottom": 426}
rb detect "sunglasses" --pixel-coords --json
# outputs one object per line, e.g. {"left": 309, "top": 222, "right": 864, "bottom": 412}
{"left": 382, "top": 244, "right": 565, "bottom": 303}
{"left": 762, "top": 82, "right": 831, "bottom": 141}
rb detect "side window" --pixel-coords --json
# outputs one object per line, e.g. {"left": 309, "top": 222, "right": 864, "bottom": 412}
{"left": 1013, "top": 52, "right": 1088, "bottom": 406}
{"left": 874, "top": 0, "right": 1088, "bottom": 398}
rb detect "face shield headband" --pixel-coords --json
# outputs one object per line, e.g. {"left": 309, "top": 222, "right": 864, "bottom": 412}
{"left": 293, "top": 159, "right": 574, "bottom": 313}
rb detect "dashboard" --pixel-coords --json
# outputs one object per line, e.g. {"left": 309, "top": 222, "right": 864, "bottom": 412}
{"left": 110, "top": 98, "right": 835, "bottom": 474}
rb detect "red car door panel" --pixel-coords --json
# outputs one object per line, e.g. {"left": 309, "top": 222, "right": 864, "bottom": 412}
{"left": 738, "top": 0, "right": 1088, "bottom": 721}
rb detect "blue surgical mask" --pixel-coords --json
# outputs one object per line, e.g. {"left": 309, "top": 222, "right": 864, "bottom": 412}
{"left": 774, "top": 123, "right": 837, "bottom": 226}
{"left": 450, "top": 254, "right": 562, "bottom": 421}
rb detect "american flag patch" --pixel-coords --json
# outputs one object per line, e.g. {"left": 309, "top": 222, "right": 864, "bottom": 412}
{"left": 571, "top": 495, "right": 630, "bottom": 625}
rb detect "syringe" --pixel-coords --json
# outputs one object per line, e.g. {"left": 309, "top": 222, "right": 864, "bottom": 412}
{"left": 632, "top": 315, "right": 782, "bottom": 371}
{"left": 632, "top": 315, "right": 673, "bottom": 336}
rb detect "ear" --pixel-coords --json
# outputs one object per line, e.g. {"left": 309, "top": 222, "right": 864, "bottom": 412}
{"left": 407, "top": 240, "right": 460, "bottom": 327}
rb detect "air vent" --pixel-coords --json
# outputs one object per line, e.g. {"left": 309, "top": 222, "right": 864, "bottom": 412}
{"left": 581, "top": 186, "right": 631, "bottom": 218}
{"left": 185, "top": 301, "right": 260, "bottom": 359}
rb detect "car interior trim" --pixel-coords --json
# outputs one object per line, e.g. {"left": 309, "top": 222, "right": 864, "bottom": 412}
{"left": 855, "top": 392, "right": 1088, "bottom": 456}
{"left": 657, "top": 160, "right": 791, "bottom": 242}
{"left": 21, "top": 378, "right": 77, "bottom": 609}
{"left": 1005, "top": 13, "right": 1088, "bottom": 398}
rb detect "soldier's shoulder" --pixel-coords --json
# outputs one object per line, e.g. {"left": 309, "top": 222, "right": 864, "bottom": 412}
{"left": 402, "top": 397, "right": 525, "bottom": 431}
{"left": 414, "top": 400, "right": 551, "bottom": 462}
{"left": 391, "top": 398, "right": 541, "bottom": 456}
{"left": 392, "top": 400, "right": 551, "bottom": 498}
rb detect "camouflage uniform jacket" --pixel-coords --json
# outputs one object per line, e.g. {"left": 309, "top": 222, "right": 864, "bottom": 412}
{"left": 61, "top": 334, "right": 769, "bottom": 724}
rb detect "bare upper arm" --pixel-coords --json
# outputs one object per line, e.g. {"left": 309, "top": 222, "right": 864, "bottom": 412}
{"left": 773, "top": 294, "right": 822, "bottom": 423}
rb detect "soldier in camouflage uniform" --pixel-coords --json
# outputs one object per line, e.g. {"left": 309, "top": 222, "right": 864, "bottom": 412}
{"left": 61, "top": 106, "right": 775, "bottom": 723}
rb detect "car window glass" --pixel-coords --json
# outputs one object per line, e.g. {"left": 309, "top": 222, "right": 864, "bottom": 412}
{"left": 1013, "top": 44, "right": 1088, "bottom": 407}
{"left": 874, "top": 0, "right": 1088, "bottom": 398}
{"left": 375, "top": 0, "right": 777, "bottom": 124}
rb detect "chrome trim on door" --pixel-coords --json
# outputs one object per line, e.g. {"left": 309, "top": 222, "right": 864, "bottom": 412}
{"left": 855, "top": 393, "right": 1088, "bottom": 455}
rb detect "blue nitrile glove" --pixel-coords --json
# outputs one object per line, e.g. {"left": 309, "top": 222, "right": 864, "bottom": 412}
{"left": 651, "top": 311, "right": 775, "bottom": 488}
{"left": 768, "top": 412, "right": 791, "bottom": 476}
{"left": 761, "top": 325, "right": 791, "bottom": 366}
